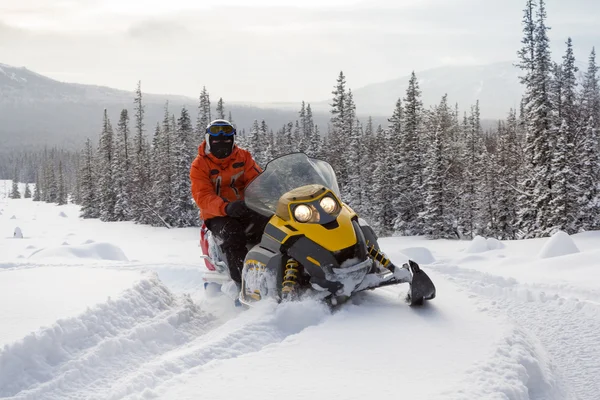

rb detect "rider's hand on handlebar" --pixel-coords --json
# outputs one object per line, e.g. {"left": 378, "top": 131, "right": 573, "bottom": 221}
{"left": 225, "top": 200, "right": 250, "bottom": 218}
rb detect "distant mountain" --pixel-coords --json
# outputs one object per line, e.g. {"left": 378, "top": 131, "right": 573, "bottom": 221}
{"left": 351, "top": 62, "right": 523, "bottom": 119}
{"left": 0, "top": 62, "right": 516, "bottom": 150}
{"left": 0, "top": 63, "right": 337, "bottom": 150}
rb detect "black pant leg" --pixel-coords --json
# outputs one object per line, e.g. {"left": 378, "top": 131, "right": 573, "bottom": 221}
{"left": 239, "top": 210, "right": 270, "bottom": 244}
{"left": 205, "top": 216, "right": 247, "bottom": 283}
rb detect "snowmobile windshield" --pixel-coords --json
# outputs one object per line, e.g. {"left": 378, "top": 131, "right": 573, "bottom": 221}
{"left": 244, "top": 153, "right": 341, "bottom": 216}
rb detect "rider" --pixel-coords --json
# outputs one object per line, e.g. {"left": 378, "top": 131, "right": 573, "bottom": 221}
{"left": 190, "top": 119, "right": 269, "bottom": 285}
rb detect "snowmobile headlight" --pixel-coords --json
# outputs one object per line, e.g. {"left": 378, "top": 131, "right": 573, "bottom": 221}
{"left": 319, "top": 196, "right": 338, "bottom": 214}
{"left": 294, "top": 204, "right": 313, "bottom": 223}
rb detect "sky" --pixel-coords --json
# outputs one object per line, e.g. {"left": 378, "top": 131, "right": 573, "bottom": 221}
{"left": 1, "top": 0, "right": 599, "bottom": 103}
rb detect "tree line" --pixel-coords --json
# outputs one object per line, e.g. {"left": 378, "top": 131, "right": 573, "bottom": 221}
{"left": 9, "top": 0, "right": 599, "bottom": 239}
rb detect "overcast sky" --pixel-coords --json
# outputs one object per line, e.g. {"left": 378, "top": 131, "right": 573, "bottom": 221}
{"left": 1, "top": 0, "right": 599, "bottom": 103}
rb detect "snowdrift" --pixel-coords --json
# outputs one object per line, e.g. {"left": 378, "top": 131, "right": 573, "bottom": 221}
{"left": 28, "top": 242, "right": 129, "bottom": 261}
{"left": 400, "top": 247, "right": 435, "bottom": 264}
{"left": 465, "top": 236, "right": 506, "bottom": 253}
{"left": 538, "top": 231, "right": 580, "bottom": 259}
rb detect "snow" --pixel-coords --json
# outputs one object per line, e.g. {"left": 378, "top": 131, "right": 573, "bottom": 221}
{"left": 538, "top": 230, "right": 580, "bottom": 259}
{"left": 29, "top": 242, "right": 129, "bottom": 261}
{"left": 465, "top": 235, "right": 505, "bottom": 253}
{"left": 400, "top": 246, "right": 435, "bottom": 264}
{"left": 13, "top": 226, "right": 23, "bottom": 238}
{"left": 0, "top": 187, "right": 599, "bottom": 399}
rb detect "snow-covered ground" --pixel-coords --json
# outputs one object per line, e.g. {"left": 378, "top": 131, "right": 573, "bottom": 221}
{"left": 1, "top": 180, "right": 598, "bottom": 400}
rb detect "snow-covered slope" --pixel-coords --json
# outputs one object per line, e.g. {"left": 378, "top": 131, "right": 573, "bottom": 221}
{"left": 1, "top": 181, "right": 598, "bottom": 399}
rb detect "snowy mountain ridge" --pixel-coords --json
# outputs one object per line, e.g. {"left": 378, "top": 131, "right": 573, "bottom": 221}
{"left": 0, "top": 61, "right": 514, "bottom": 149}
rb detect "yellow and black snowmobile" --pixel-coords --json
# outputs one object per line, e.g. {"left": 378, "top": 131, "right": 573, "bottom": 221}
{"left": 238, "top": 153, "right": 436, "bottom": 307}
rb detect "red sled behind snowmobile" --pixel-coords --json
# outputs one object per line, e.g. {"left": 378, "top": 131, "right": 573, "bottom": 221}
{"left": 200, "top": 153, "right": 436, "bottom": 306}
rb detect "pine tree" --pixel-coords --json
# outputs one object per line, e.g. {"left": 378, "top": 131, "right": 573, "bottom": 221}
{"left": 152, "top": 102, "right": 175, "bottom": 226}
{"left": 248, "top": 120, "right": 262, "bottom": 164}
{"left": 516, "top": 0, "right": 554, "bottom": 237}
{"left": 395, "top": 72, "right": 425, "bottom": 234}
{"left": 329, "top": 72, "right": 348, "bottom": 189}
{"left": 578, "top": 48, "right": 600, "bottom": 229}
{"left": 98, "top": 110, "right": 115, "bottom": 220}
{"left": 113, "top": 109, "right": 131, "bottom": 221}
{"left": 131, "top": 82, "right": 153, "bottom": 224}
{"left": 24, "top": 183, "right": 31, "bottom": 199}
{"left": 197, "top": 87, "right": 211, "bottom": 143}
{"left": 371, "top": 125, "right": 395, "bottom": 235}
{"left": 45, "top": 161, "right": 58, "bottom": 203}
{"left": 216, "top": 97, "right": 225, "bottom": 119}
{"left": 461, "top": 102, "right": 484, "bottom": 238}
{"left": 496, "top": 110, "right": 520, "bottom": 239}
{"left": 9, "top": 168, "right": 20, "bottom": 199}
{"left": 421, "top": 96, "right": 455, "bottom": 239}
{"left": 346, "top": 119, "right": 363, "bottom": 213}
{"left": 171, "top": 107, "right": 199, "bottom": 227}
{"left": 57, "top": 160, "right": 67, "bottom": 205}
{"left": 259, "top": 120, "right": 272, "bottom": 164}
{"left": 547, "top": 120, "right": 577, "bottom": 233}
{"left": 80, "top": 138, "right": 99, "bottom": 218}
{"left": 32, "top": 173, "right": 41, "bottom": 201}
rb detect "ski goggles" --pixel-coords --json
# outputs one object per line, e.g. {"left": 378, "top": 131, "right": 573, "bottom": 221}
{"left": 207, "top": 125, "right": 235, "bottom": 136}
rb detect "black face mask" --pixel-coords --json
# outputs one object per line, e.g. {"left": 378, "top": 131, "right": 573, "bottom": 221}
{"left": 209, "top": 136, "right": 234, "bottom": 159}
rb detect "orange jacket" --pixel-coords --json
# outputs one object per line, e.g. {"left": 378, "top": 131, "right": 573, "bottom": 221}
{"left": 190, "top": 141, "right": 262, "bottom": 221}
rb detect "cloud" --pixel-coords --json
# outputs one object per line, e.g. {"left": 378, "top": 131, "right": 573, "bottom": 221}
{"left": 127, "top": 19, "right": 189, "bottom": 40}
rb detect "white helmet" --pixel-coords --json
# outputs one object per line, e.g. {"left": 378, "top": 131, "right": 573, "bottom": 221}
{"left": 205, "top": 119, "right": 236, "bottom": 158}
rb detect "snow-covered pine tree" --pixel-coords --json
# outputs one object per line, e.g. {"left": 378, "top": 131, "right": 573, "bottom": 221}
{"left": 9, "top": 168, "right": 20, "bottom": 199}
{"left": 345, "top": 119, "right": 363, "bottom": 214}
{"left": 171, "top": 107, "right": 199, "bottom": 227}
{"left": 546, "top": 38, "right": 579, "bottom": 234}
{"left": 197, "top": 87, "right": 212, "bottom": 144}
{"left": 395, "top": 72, "right": 425, "bottom": 235}
{"left": 421, "top": 95, "right": 456, "bottom": 239}
{"left": 80, "top": 138, "right": 99, "bottom": 218}
{"left": 113, "top": 109, "right": 131, "bottom": 221}
{"left": 547, "top": 120, "right": 577, "bottom": 233}
{"left": 131, "top": 82, "right": 150, "bottom": 223}
{"left": 387, "top": 97, "right": 411, "bottom": 234}
{"left": 152, "top": 102, "right": 175, "bottom": 227}
{"left": 359, "top": 116, "right": 375, "bottom": 221}
{"left": 479, "top": 128, "right": 500, "bottom": 237}
{"left": 33, "top": 172, "right": 41, "bottom": 201}
{"left": 259, "top": 120, "right": 272, "bottom": 165}
{"left": 24, "top": 183, "right": 31, "bottom": 199}
{"left": 292, "top": 120, "right": 302, "bottom": 153}
{"left": 98, "top": 110, "right": 116, "bottom": 220}
{"left": 516, "top": 0, "right": 554, "bottom": 237}
{"left": 461, "top": 102, "right": 484, "bottom": 238}
{"left": 248, "top": 120, "right": 262, "bottom": 164}
{"left": 329, "top": 72, "right": 348, "bottom": 190}
{"left": 370, "top": 125, "right": 396, "bottom": 235}
{"left": 45, "top": 160, "right": 58, "bottom": 203}
{"left": 57, "top": 160, "right": 67, "bottom": 205}
{"left": 577, "top": 48, "right": 600, "bottom": 230}
{"left": 496, "top": 110, "right": 520, "bottom": 239}
{"left": 216, "top": 97, "right": 225, "bottom": 119}
{"left": 306, "top": 123, "right": 321, "bottom": 158}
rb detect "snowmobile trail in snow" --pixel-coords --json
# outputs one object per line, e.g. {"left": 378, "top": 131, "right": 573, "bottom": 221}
{"left": 432, "top": 263, "right": 599, "bottom": 400}
{"left": 0, "top": 276, "right": 219, "bottom": 400}
{"left": 0, "top": 273, "right": 332, "bottom": 400}
{"left": 144, "top": 274, "right": 559, "bottom": 400}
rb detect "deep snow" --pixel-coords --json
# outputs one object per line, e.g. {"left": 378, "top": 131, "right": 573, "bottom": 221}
{"left": 1, "top": 180, "right": 599, "bottom": 399}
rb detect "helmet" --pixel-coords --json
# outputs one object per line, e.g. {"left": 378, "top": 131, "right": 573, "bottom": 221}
{"left": 206, "top": 119, "right": 236, "bottom": 159}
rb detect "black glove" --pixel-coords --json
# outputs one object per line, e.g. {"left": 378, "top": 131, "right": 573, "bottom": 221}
{"left": 225, "top": 200, "right": 249, "bottom": 218}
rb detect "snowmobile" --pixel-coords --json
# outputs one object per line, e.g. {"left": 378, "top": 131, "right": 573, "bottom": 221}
{"left": 200, "top": 153, "right": 436, "bottom": 307}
